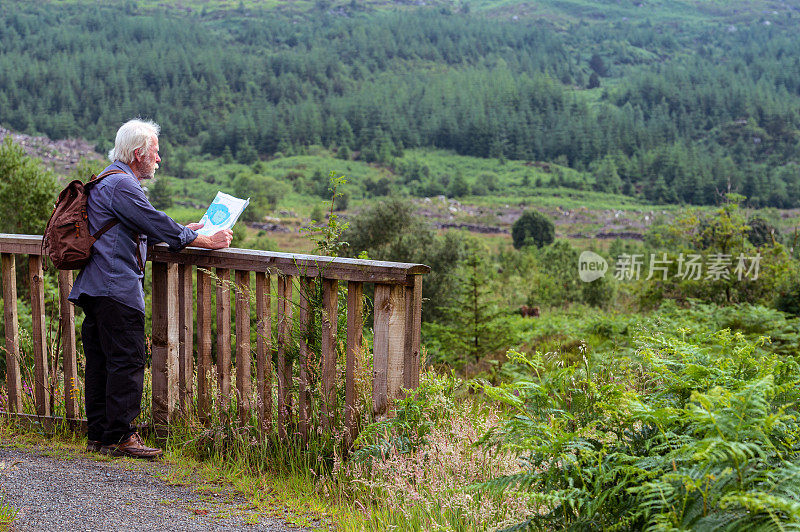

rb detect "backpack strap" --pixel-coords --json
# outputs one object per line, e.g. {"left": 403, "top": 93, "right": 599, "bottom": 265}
{"left": 86, "top": 169, "right": 127, "bottom": 240}
{"left": 134, "top": 233, "right": 145, "bottom": 273}
{"left": 92, "top": 219, "right": 119, "bottom": 240}
{"left": 87, "top": 168, "right": 145, "bottom": 273}
{"left": 86, "top": 168, "right": 127, "bottom": 188}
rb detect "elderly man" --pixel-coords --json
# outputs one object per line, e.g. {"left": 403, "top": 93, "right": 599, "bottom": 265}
{"left": 69, "top": 119, "right": 232, "bottom": 459}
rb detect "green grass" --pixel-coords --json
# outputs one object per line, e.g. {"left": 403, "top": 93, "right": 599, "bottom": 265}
{"left": 0, "top": 495, "right": 16, "bottom": 532}
{"left": 168, "top": 147, "right": 676, "bottom": 222}
{"left": 162, "top": 206, "right": 205, "bottom": 225}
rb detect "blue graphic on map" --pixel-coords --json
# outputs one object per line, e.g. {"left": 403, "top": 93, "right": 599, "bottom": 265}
{"left": 205, "top": 202, "right": 230, "bottom": 225}
{"left": 196, "top": 191, "right": 250, "bottom": 236}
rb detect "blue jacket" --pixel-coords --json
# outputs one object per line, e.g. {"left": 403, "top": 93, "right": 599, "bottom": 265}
{"left": 68, "top": 161, "right": 197, "bottom": 314}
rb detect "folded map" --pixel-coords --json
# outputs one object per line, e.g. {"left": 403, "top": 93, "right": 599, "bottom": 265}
{"left": 196, "top": 191, "right": 250, "bottom": 236}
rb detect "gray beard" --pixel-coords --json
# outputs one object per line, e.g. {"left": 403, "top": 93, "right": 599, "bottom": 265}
{"left": 138, "top": 161, "right": 158, "bottom": 180}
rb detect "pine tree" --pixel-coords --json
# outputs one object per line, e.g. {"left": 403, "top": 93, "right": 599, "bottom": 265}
{"left": 436, "top": 251, "right": 511, "bottom": 365}
{"left": 594, "top": 155, "right": 622, "bottom": 193}
{"left": 447, "top": 171, "right": 470, "bottom": 197}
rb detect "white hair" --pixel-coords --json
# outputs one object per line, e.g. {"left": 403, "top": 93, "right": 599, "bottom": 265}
{"left": 108, "top": 119, "right": 160, "bottom": 164}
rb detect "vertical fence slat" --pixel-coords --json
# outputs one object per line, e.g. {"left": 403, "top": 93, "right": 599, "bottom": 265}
{"left": 196, "top": 268, "right": 213, "bottom": 424}
{"left": 58, "top": 270, "right": 78, "bottom": 420}
{"left": 404, "top": 275, "right": 423, "bottom": 390}
{"left": 321, "top": 278, "right": 338, "bottom": 431}
{"left": 255, "top": 271, "right": 272, "bottom": 435}
{"left": 345, "top": 281, "right": 363, "bottom": 446}
{"left": 178, "top": 264, "right": 194, "bottom": 414}
{"left": 28, "top": 255, "right": 49, "bottom": 417}
{"left": 372, "top": 284, "right": 390, "bottom": 418}
{"left": 276, "top": 275, "right": 292, "bottom": 440}
{"left": 152, "top": 262, "right": 179, "bottom": 425}
{"left": 282, "top": 277, "right": 293, "bottom": 429}
{"left": 386, "top": 285, "right": 406, "bottom": 401}
{"left": 373, "top": 284, "right": 406, "bottom": 419}
{"left": 216, "top": 268, "right": 231, "bottom": 404}
{"left": 2, "top": 253, "right": 22, "bottom": 413}
{"left": 298, "top": 277, "right": 312, "bottom": 442}
{"left": 235, "top": 269, "right": 252, "bottom": 426}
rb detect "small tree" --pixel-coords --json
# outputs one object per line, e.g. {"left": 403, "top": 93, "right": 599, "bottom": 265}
{"left": 589, "top": 53, "right": 607, "bottom": 76}
{"left": 222, "top": 145, "right": 234, "bottom": 164}
{"left": 512, "top": 210, "right": 555, "bottom": 249}
{"left": 434, "top": 248, "right": 512, "bottom": 366}
{"left": 149, "top": 175, "right": 174, "bottom": 210}
{"left": 236, "top": 138, "right": 258, "bottom": 165}
{"left": 345, "top": 198, "right": 466, "bottom": 319}
{"left": 302, "top": 171, "right": 349, "bottom": 257}
{"left": 447, "top": 171, "right": 470, "bottom": 197}
{"left": 0, "top": 136, "right": 58, "bottom": 233}
{"left": 527, "top": 240, "right": 583, "bottom": 308}
{"left": 747, "top": 216, "right": 781, "bottom": 247}
{"left": 593, "top": 155, "right": 622, "bottom": 193}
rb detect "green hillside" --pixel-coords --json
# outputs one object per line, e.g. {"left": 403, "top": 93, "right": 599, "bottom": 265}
{"left": 3, "top": 0, "right": 800, "bottom": 208}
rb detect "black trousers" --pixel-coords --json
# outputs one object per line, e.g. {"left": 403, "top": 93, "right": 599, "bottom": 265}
{"left": 79, "top": 296, "right": 145, "bottom": 444}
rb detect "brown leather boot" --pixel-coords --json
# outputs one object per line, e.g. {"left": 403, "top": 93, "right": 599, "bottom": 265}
{"left": 101, "top": 432, "right": 163, "bottom": 459}
{"left": 86, "top": 439, "right": 103, "bottom": 452}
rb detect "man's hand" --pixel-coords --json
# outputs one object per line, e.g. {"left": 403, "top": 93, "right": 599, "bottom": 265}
{"left": 190, "top": 229, "right": 233, "bottom": 250}
{"left": 185, "top": 222, "right": 205, "bottom": 231}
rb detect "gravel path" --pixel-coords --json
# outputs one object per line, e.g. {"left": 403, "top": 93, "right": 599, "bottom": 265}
{"left": 0, "top": 445, "right": 309, "bottom": 532}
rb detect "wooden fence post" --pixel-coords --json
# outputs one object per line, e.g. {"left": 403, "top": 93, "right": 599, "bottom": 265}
{"left": 178, "top": 264, "right": 194, "bottom": 414}
{"left": 152, "top": 262, "right": 179, "bottom": 426}
{"left": 216, "top": 268, "right": 231, "bottom": 406}
{"left": 372, "top": 284, "right": 406, "bottom": 419}
{"left": 58, "top": 270, "right": 78, "bottom": 421}
{"left": 345, "top": 281, "right": 363, "bottom": 446}
{"left": 255, "top": 271, "right": 272, "bottom": 435}
{"left": 404, "top": 275, "right": 423, "bottom": 390}
{"left": 321, "top": 278, "right": 338, "bottom": 431}
{"left": 276, "top": 274, "right": 293, "bottom": 440}
{"left": 298, "top": 277, "right": 312, "bottom": 443}
{"left": 28, "top": 255, "right": 50, "bottom": 417}
{"left": 235, "top": 269, "right": 252, "bottom": 425}
{"left": 196, "top": 268, "right": 213, "bottom": 424}
{"left": 2, "top": 253, "right": 22, "bottom": 413}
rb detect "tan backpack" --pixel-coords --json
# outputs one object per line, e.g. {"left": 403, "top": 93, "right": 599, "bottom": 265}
{"left": 42, "top": 169, "right": 127, "bottom": 270}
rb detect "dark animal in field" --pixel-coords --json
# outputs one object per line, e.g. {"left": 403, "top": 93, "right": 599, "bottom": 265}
{"left": 519, "top": 305, "right": 540, "bottom": 318}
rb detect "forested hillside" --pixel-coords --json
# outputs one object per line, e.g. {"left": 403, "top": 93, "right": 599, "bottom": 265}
{"left": 2, "top": 0, "right": 800, "bottom": 206}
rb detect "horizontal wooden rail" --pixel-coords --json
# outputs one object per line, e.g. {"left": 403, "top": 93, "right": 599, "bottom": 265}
{"left": 0, "top": 233, "right": 429, "bottom": 445}
{"left": 150, "top": 244, "right": 428, "bottom": 284}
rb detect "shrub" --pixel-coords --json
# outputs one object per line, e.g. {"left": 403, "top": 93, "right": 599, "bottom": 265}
{"left": 511, "top": 210, "right": 555, "bottom": 249}
{"left": 344, "top": 198, "right": 466, "bottom": 319}
{"left": 747, "top": 215, "right": 782, "bottom": 247}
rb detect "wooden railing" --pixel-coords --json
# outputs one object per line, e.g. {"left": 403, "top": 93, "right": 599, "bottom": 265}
{"left": 0, "top": 233, "right": 429, "bottom": 443}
